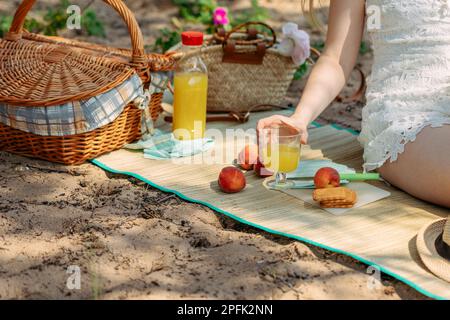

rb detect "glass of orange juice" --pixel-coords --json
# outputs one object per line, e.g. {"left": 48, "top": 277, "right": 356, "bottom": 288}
{"left": 260, "top": 126, "right": 302, "bottom": 189}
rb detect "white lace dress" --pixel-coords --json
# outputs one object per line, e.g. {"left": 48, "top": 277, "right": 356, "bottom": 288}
{"left": 359, "top": 0, "right": 450, "bottom": 171}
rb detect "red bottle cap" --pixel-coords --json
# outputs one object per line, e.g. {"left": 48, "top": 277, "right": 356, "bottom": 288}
{"left": 181, "top": 31, "right": 204, "bottom": 46}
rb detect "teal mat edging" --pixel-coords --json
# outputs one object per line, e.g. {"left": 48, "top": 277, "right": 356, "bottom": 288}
{"left": 91, "top": 124, "right": 446, "bottom": 301}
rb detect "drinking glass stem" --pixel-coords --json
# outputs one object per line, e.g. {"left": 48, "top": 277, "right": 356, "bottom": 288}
{"left": 276, "top": 172, "right": 287, "bottom": 185}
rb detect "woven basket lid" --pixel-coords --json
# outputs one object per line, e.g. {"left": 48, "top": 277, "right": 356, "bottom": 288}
{"left": 0, "top": 38, "right": 138, "bottom": 107}
{"left": 0, "top": 0, "right": 149, "bottom": 107}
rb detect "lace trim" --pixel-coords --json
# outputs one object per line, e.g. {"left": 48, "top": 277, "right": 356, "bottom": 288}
{"left": 361, "top": 119, "right": 450, "bottom": 172}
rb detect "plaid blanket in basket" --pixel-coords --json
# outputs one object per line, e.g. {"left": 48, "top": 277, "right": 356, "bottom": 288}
{"left": 0, "top": 74, "right": 147, "bottom": 137}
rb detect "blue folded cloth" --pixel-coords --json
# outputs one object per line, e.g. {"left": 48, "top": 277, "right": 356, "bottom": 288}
{"left": 125, "top": 129, "right": 214, "bottom": 160}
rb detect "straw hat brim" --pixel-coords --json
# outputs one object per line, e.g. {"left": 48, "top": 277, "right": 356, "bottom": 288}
{"left": 416, "top": 218, "right": 450, "bottom": 283}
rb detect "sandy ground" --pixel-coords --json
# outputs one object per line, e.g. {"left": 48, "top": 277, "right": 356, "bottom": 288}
{"left": 0, "top": 152, "right": 426, "bottom": 300}
{"left": 0, "top": 1, "right": 427, "bottom": 299}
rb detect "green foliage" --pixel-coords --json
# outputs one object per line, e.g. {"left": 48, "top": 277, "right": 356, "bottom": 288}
{"left": 173, "top": 0, "right": 217, "bottom": 24}
{"left": 82, "top": 10, "right": 105, "bottom": 37}
{"left": 158, "top": 0, "right": 271, "bottom": 53}
{"left": 233, "top": 0, "right": 269, "bottom": 26}
{"left": 312, "top": 40, "right": 325, "bottom": 51}
{"left": 24, "top": 18, "right": 46, "bottom": 34}
{"left": 172, "top": 0, "right": 269, "bottom": 28}
{"left": 294, "top": 62, "right": 309, "bottom": 81}
{"left": 0, "top": 16, "right": 13, "bottom": 38}
{"left": 159, "top": 0, "right": 218, "bottom": 53}
{"left": 151, "top": 28, "right": 182, "bottom": 54}
{"left": 0, "top": 15, "right": 45, "bottom": 37}
{"left": 42, "top": 0, "right": 70, "bottom": 36}
{"left": 359, "top": 40, "right": 371, "bottom": 55}
{"left": 0, "top": 0, "right": 105, "bottom": 38}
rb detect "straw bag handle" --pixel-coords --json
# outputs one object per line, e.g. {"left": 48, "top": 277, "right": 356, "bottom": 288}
{"left": 5, "top": 0, "right": 146, "bottom": 65}
{"left": 221, "top": 22, "right": 277, "bottom": 49}
{"left": 220, "top": 22, "right": 276, "bottom": 65}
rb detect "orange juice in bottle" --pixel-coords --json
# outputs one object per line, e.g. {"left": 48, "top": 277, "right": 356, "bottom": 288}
{"left": 173, "top": 31, "right": 208, "bottom": 140}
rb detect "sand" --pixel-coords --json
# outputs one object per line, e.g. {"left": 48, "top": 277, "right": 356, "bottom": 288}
{"left": 0, "top": 0, "right": 427, "bottom": 300}
{"left": 0, "top": 152, "right": 427, "bottom": 299}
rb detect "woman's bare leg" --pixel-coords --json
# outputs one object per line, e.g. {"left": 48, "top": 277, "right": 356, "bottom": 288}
{"left": 378, "top": 125, "right": 450, "bottom": 208}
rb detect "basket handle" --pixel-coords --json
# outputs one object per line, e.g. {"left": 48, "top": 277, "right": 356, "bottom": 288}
{"left": 5, "top": 0, "right": 146, "bottom": 65}
{"left": 222, "top": 22, "right": 277, "bottom": 49}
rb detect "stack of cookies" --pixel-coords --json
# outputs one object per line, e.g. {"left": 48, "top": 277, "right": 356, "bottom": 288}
{"left": 313, "top": 187, "right": 357, "bottom": 209}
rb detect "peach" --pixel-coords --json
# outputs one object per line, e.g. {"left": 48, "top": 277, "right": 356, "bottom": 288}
{"left": 314, "top": 167, "right": 341, "bottom": 189}
{"left": 254, "top": 158, "right": 273, "bottom": 178}
{"left": 218, "top": 167, "right": 246, "bottom": 193}
{"left": 238, "top": 144, "right": 259, "bottom": 171}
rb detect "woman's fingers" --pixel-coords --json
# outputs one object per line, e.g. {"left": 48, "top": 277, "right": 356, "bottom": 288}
{"left": 280, "top": 117, "right": 308, "bottom": 144}
{"left": 257, "top": 116, "right": 282, "bottom": 132}
{"left": 257, "top": 115, "right": 300, "bottom": 133}
{"left": 257, "top": 115, "right": 309, "bottom": 145}
{"left": 278, "top": 117, "right": 303, "bottom": 133}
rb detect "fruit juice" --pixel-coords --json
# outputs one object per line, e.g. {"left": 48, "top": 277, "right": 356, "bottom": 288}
{"left": 173, "top": 72, "right": 208, "bottom": 140}
{"left": 263, "top": 144, "right": 301, "bottom": 173}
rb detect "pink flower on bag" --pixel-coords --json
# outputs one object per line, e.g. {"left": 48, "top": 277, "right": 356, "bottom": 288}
{"left": 213, "top": 7, "right": 230, "bottom": 26}
{"left": 278, "top": 23, "right": 311, "bottom": 66}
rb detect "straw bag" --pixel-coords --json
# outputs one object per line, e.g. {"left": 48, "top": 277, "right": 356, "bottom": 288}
{"left": 171, "top": 22, "right": 298, "bottom": 113}
{"left": 0, "top": 0, "right": 175, "bottom": 165}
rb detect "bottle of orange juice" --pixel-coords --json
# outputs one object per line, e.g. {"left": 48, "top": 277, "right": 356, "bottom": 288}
{"left": 173, "top": 31, "right": 208, "bottom": 140}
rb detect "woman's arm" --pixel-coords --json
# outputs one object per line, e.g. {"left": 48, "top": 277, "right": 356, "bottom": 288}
{"left": 258, "top": 0, "right": 366, "bottom": 143}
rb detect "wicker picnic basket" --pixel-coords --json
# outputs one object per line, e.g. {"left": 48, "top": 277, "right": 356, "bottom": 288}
{"left": 171, "top": 22, "right": 298, "bottom": 113}
{"left": 0, "top": 0, "right": 175, "bottom": 165}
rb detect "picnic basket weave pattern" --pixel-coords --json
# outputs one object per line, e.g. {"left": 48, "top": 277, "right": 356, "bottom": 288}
{"left": 190, "top": 46, "right": 296, "bottom": 112}
{"left": 0, "top": 0, "right": 175, "bottom": 165}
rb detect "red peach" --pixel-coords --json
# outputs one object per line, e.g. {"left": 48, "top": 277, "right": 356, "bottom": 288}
{"left": 314, "top": 167, "right": 341, "bottom": 189}
{"left": 254, "top": 158, "right": 273, "bottom": 178}
{"left": 238, "top": 144, "right": 259, "bottom": 171}
{"left": 218, "top": 167, "right": 246, "bottom": 193}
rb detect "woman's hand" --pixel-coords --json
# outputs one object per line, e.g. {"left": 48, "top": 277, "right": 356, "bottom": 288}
{"left": 257, "top": 115, "right": 309, "bottom": 144}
